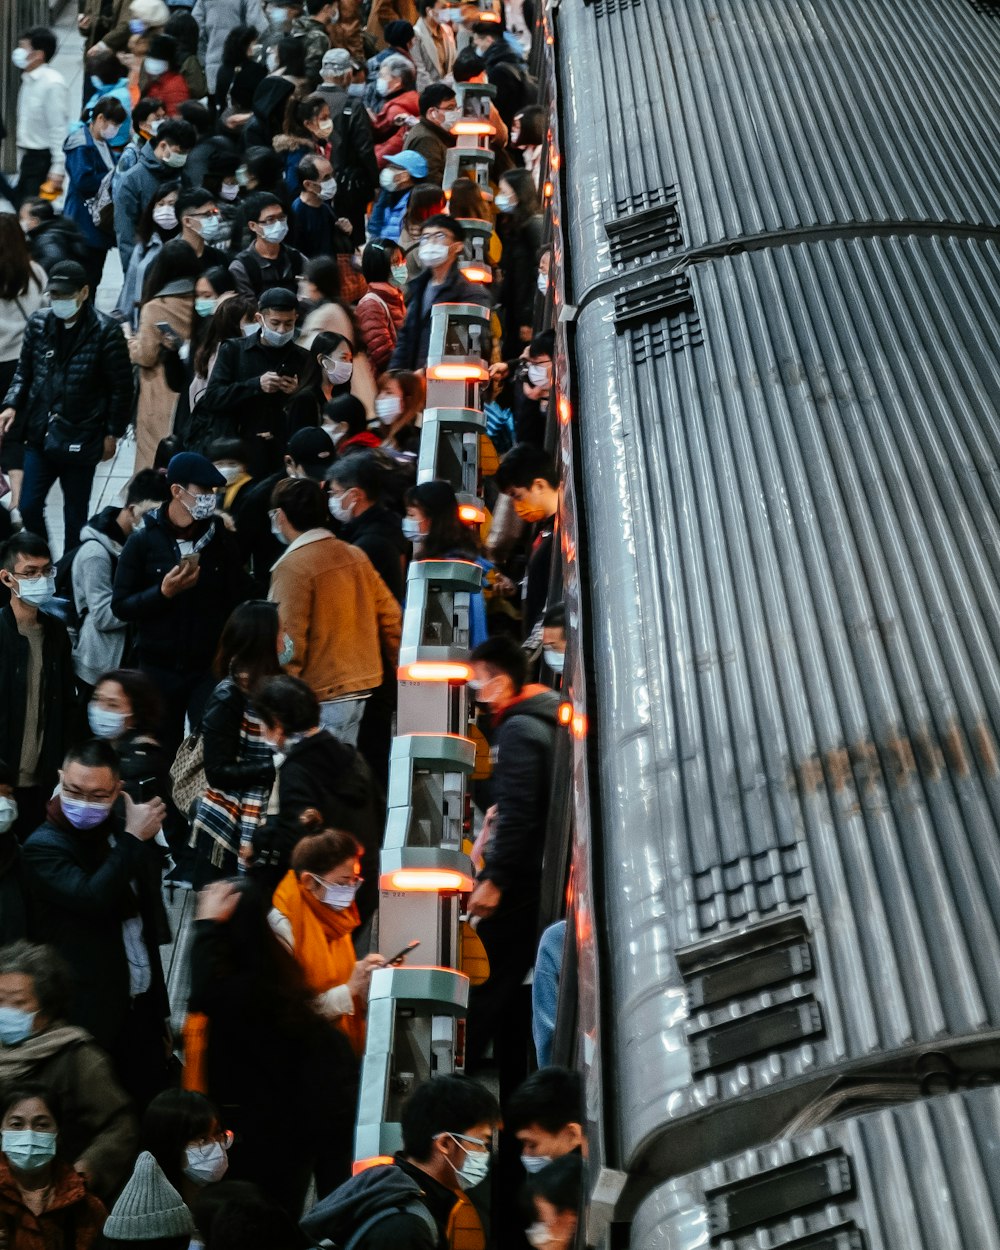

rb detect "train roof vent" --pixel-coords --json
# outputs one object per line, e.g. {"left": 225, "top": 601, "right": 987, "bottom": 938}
{"left": 968, "top": 0, "right": 1000, "bottom": 14}
{"left": 590, "top": 0, "right": 642, "bottom": 15}
{"left": 630, "top": 309, "right": 702, "bottom": 362}
{"left": 605, "top": 193, "right": 683, "bottom": 263}
{"left": 614, "top": 271, "right": 695, "bottom": 329}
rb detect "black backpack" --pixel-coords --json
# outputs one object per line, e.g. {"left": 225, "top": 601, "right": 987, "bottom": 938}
{"left": 323, "top": 1199, "right": 436, "bottom": 1250}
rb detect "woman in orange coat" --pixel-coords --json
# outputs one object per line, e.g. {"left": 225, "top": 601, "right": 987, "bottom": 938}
{"left": 267, "top": 829, "right": 385, "bottom": 1056}
{"left": 0, "top": 1084, "right": 107, "bottom": 1250}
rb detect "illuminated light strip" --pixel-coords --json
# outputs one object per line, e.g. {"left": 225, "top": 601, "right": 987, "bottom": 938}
{"left": 381, "top": 868, "right": 475, "bottom": 892}
{"left": 398, "top": 661, "right": 473, "bottom": 682}
{"left": 426, "top": 362, "right": 489, "bottom": 381}
{"left": 558, "top": 701, "right": 573, "bottom": 726}
{"left": 460, "top": 264, "right": 493, "bottom": 284}
{"left": 458, "top": 502, "right": 486, "bottom": 523}
{"left": 558, "top": 395, "right": 572, "bottom": 425}
{"left": 452, "top": 120, "right": 496, "bottom": 137}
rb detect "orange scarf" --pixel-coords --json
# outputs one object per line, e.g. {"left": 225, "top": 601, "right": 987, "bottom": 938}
{"left": 272, "top": 871, "right": 366, "bottom": 1055}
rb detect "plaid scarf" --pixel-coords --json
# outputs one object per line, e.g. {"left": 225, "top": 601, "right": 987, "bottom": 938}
{"left": 190, "top": 707, "right": 272, "bottom": 873}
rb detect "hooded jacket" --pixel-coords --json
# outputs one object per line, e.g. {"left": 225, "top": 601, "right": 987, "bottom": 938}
{"left": 480, "top": 686, "right": 561, "bottom": 896}
{"left": 24, "top": 217, "right": 91, "bottom": 275}
{"left": 71, "top": 506, "right": 129, "bottom": 686}
{"left": 243, "top": 74, "right": 297, "bottom": 149}
{"left": 300, "top": 1163, "right": 437, "bottom": 1250}
{"left": 63, "top": 124, "right": 115, "bottom": 249}
{"left": 481, "top": 39, "right": 532, "bottom": 126}
{"left": 114, "top": 140, "right": 188, "bottom": 270}
{"left": 0, "top": 1157, "right": 107, "bottom": 1250}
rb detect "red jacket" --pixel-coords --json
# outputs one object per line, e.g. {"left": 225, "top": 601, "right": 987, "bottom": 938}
{"left": 0, "top": 1158, "right": 106, "bottom": 1250}
{"left": 356, "top": 283, "right": 406, "bottom": 374}
{"left": 371, "top": 91, "right": 420, "bottom": 168}
{"left": 143, "top": 71, "right": 190, "bottom": 116}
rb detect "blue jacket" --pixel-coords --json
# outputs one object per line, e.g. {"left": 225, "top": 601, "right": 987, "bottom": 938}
{"left": 115, "top": 141, "right": 188, "bottom": 270}
{"left": 367, "top": 188, "right": 410, "bottom": 243}
{"left": 84, "top": 78, "right": 132, "bottom": 148}
{"left": 63, "top": 124, "right": 116, "bottom": 249}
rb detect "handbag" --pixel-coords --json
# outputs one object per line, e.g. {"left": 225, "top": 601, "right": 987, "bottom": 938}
{"left": 169, "top": 730, "right": 206, "bottom": 816}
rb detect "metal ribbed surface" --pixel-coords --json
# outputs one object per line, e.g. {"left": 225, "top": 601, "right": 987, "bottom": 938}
{"left": 574, "top": 231, "right": 1000, "bottom": 1180}
{"left": 631, "top": 1087, "right": 1000, "bottom": 1249}
{"left": 559, "top": 0, "right": 1000, "bottom": 292}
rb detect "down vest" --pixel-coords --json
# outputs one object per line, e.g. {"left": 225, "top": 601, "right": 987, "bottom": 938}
{"left": 2, "top": 304, "right": 132, "bottom": 464}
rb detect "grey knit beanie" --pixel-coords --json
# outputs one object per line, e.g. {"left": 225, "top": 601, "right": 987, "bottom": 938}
{"left": 103, "top": 1152, "right": 196, "bottom": 1240}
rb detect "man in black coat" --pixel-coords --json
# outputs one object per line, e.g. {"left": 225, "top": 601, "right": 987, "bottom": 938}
{"left": 191, "top": 287, "right": 316, "bottom": 477}
{"left": 470, "top": 22, "right": 531, "bottom": 127}
{"left": 0, "top": 261, "right": 133, "bottom": 550}
{"left": 21, "top": 737, "right": 171, "bottom": 1107}
{"left": 318, "top": 49, "right": 380, "bottom": 247}
{"left": 0, "top": 532, "right": 78, "bottom": 842}
{"left": 111, "top": 452, "right": 251, "bottom": 754}
{"left": 327, "top": 449, "right": 407, "bottom": 602}
{"left": 389, "top": 215, "right": 489, "bottom": 373}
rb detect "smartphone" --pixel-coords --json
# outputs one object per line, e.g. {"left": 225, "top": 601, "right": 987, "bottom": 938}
{"left": 136, "top": 776, "right": 158, "bottom": 803}
{"left": 179, "top": 551, "right": 201, "bottom": 569}
{"left": 155, "top": 321, "right": 181, "bottom": 346}
{"left": 277, "top": 360, "right": 298, "bottom": 378}
{"left": 385, "top": 939, "right": 421, "bottom": 966}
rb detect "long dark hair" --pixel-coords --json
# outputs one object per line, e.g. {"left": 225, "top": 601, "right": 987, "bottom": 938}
{"left": 141, "top": 238, "right": 202, "bottom": 305}
{"left": 501, "top": 167, "right": 541, "bottom": 226}
{"left": 213, "top": 600, "right": 281, "bottom": 692}
{"left": 221, "top": 24, "right": 258, "bottom": 67}
{"left": 139, "top": 1090, "right": 218, "bottom": 1192}
{"left": 194, "top": 294, "right": 257, "bottom": 379}
{"left": 0, "top": 213, "right": 38, "bottom": 302}
{"left": 136, "top": 179, "right": 182, "bottom": 247}
{"left": 405, "top": 479, "right": 478, "bottom": 559}
{"left": 93, "top": 668, "right": 165, "bottom": 737}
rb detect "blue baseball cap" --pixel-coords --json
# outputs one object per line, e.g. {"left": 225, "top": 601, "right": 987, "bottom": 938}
{"left": 166, "top": 452, "right": 226, "bottom": 488}
{"left": 385, "top": 149, "right": 429, "bottom": 180}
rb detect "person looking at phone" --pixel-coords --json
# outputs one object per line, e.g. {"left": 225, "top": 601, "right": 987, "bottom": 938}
{"left": 268, "top": 827, "right": 386, "bottom": 1056}
{"left": 194, "top": 287, "right": 314, "bottom": 478}
{"left": 112, "top": 452, "right": 251, "bottom": 756}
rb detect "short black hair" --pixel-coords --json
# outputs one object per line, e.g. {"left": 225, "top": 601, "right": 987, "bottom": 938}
{"left": 542, "top": 602, "right": 565, "bottom": 631}
{"left": 401, "top": 1076, "right": 500, "bottom": 1162}
{"left": 494, "top": 443, "right": 558, "bottom": 492}
{"left": 327, "top": 450, "right": 382, "bottom": 500}
{"left": 0, "top": 941, "right": 72, "bottom": 1020}
{"left": 133, "top": 96, "right": 165, "bottom": 126}
{"left": 20, "top": 27, "right": 57, "bottom": 61}
{"left": 420, "top": 83, "right": 457, "bottom": 115}
{"left": 21, "top": 197, "right": 54, "bottom": 223}
{"left": 306, "top": 0, "right": 330, "bottom": 13}
{"left": 206, "top": 437, "right": 249, "bottom": 463}
{"left": 178, "top": 99, "right": 212, "bottom": 135}
{"left": 210, "top": 1196, "right": 301, "bottom": 1250}
{"left": 506, "top": 1068, "right": 582, "bottom": 1135}
{"left": 271, "top": 476, "right": 328, "bottom": 531}
{"left": 252, "top": 675, "right": 320, "bottom": 734}
{"left": 525, "top": 1153, "right": 583, "bottom": 1214}
{"left": 471, "top": 20, "right": 500, "bottom": 37}
{"left": 176, "top": 186, "right": 216, "bottom": 218}
{"left": 420, "top": 212, "right": 464, "bottom": 244}
{"left": 92, "top": 95, "right": 128, "bottom": 125}
{"left": 469, "top": 635, "right": 529, "bottom": 693}
{"left": 528, "top": 329, "right": 555, "bottom": 360}
{"left": 62, "top": 738, "right": 121, "bottom": 779}
{"left": 1, "top": 531, "right": 51, "bottom": 573}
{"left": 452, "top": 46, "right": 483, "bottom": 83}
{"left": 155, "top": 118, "right": 197, "bottom": 151}
{"left": 0, "top": 1081, "right": 64, "bottom": 1127}
{"left": 245, "top": 191, "right": 284, "bottom": 224}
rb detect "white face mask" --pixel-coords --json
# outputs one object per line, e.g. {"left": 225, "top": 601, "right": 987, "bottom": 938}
{"left": 220, "top": 181, "right": 240, "bottom": 201}
{"left": 537, "top": 271, "right": 549, "bottom": 296}
{"left": 11, "top": 48, "right": 32, "bottom": 71}
{"left": 379, "top": 168, "right": 401, "bottom": 191}
{"left": 418, "top": 240, "right": 449, "bottom": 268}
{"left": 494, "top": 192, "right": 516, "bottom": 213}
{"left": 153, "top": 203, "right": 178, "bottom": 229}
{"left": 542, "top": 648, "right": 564, "bottom": 674}
{"left": 183, "top": 1141, "right": 229, "bottom": 1186}
{"left": 313, "top": 876, "right": 359, "bottom": 910}
{"left": 267, "top": 48, "right": 280, "bottom": 71}
{"left": 0, "top": 797, "right": 18, "bottom": 835}
{"left": 374, "top": 395, "right": 401, "bottom": 424}
{"left": 526, "top": 362, "right": 551, "bottom": 388}
{"left": 319, "top": 176, "right": 338, "bottom": 200}
{"left": 375, "top": 77, "right": 392, "bottom": 96}
{"left": 439, "top": 1133, "right": 491, "bottom": 1191}
{"left": 161, "top": 149, "right": 188, "bottom": 169}
{"left": 322, "top": 421, "right": 346, "bottom": 446}
{"left": 215, "top": 464, "right": 243, "bottom": 483}
{"left": 144, "top": 56, "right": 169, "bottom": 77}
{"left": 324, "top": 359, "right": 353, "bottom": 385}
{"left": 10, "top": 574, "right": 56, "bottom": 606}
{"left": 525, "top": 1222, "right": 552, "bottom": 1249}
{"left": 99, "top": 121, "right": 119, "bottom": 141}
{"left": 261, "top": 219, "right": 289, "bottom": 243}
{"left": 328, "top": 492, "right": 355, "bottom": 523}
{"left": 401, "top": 516, "right": 423, "bottom": 543}
{"left": 315, "top": 117, "right": 334, "bottom": 137}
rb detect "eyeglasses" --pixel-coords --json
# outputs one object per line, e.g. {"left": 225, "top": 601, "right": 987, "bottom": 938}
{"left": 188, "top": 209, "right": 219, "bottom": 218}
{"left": 315, "top": 873, "right": 364, "bottom": 888}
{"left": 15, "top": 566, "right": 54, "bottom": 579}
{"left": 259, "top": 215, "right": 286, "bottom": 226}
{"left": 62, "top": 785, "right": 117, "bottom": 803}
{"left": 421, "top": 231, "right": 453, "bottom": 245}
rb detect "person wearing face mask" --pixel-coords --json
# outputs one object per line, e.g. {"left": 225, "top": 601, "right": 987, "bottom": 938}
{"left": 21, "top": 739, "right": 174, "bottom": 1108}
{"left": 367, "top": 149, "right": 428, "bottom": 246}
{"left": 1, "top": 268, "right": 132, "bottom": 554}
{"left": 312, "top": 330, "right": 357, "bottom": 407}
{"left": 539, "top": 600, "right": 566, "bottom": 681}
{"left": 493, "top": 442, "right": 559, "bottom": 638}
{"left": 370, "top": 56, "right": 421, "bottom": 170}
{"left": 490, "top": 327, "right": 552, "bottom": 449}
{"left": 207, "top": 437, "right": 255, "bottom": 520}
{"left": 112, "top": 452, "right": 251, "bottom": 756}
{"left": 139, "top": 1090, "right": 232, "bottom": 1207}
{"left": 175, "top": 188, "right": 228, "bottom": 272}
{"left": 507, "top": 1068, "right": 584, "bottom": 1177}
{"left": 276, "top": 96, "right": 336, "bottom": 198}
{"left": 0, "top": 1085, "right": 109, "bottom": 1250}
{"left": 315, "top": 49, "right": 378, "bottom": 246}
{"left": 390, "top": 214, "right": 488, "bottom": 371}
{"left": 70, "top": 471, "right": 171, "bottom": 696}
{"left": 269, "top": 829, "right": 386, "bottom": 1054}
{"left": 327, "top": 451, "right": 407, "bottom": 601}
{"left": 140, "top": 35, "right": 191, "bottom": 116}
{"left": 109, "top": 96, "right": 166, "bottom": 182}
{"left": 229, "top": 193, "right": 306, "bottom": 301}
{"left": 11, "top": 28, "right": 68, "bottom": 205}
{"left": 355, "top": 242, "right": 407, "bottom": 373}
{"left": 102, "top": 1150, "right": 196, "bottom": 1247}
{"left": 61, "top": 98, "right": 130, "bottom": 294}
{"left": 0, "top": 535, "right": 76, "bottom": 844}
{"left": 510, "top": 104, "right": 545, "bottom": 187}
{"left": 115, "top": 117, "right": 196, "bottom": 272}
{"left": 250, "top": 675, "right": 383, "bottom": 913}
{"left": 195, "top": 286, "right": 313, "bottom": 477}
{"left": 301, "top": 1074, "right": 499, "bottom": 1250}
{"left": 494, "top": 169, "right": 544, "bottom": 352}
{"left": 523, "top": 1154, "right": 582, "bottom": 1250}
{"left": 412, "top": 0, "right": 458, "bottom": 84}
{"left": 464, "top": 635, "right": 561, "bottom": 1085}
{"left": 468, "top": 21, "right": 529, "bottom": 128}
{"left": 403, "top": 83, "right": 458, "bottom": 187}
{"left": 289, "top": 0, "right": 337, "bottom": 82}
{"left": 289, "top": 154, "right": 355, "bottom": 263}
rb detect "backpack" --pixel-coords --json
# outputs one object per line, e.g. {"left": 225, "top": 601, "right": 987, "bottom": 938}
{"left": 53, "top": 537, "right": 117, "bottom": 633}
{"left": 334, "top": 1199, "right": 437, "bottom": 1250}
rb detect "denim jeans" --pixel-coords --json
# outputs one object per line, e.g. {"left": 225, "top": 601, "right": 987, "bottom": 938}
{"left": 318, "top": 696, "right": 367, "bottom": 746}
{"left": 20, "top": 446, "right": 97, "bottom": 551}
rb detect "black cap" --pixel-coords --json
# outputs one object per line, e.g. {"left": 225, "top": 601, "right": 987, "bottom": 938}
{"left": 47, "top": 261, "right": 89, "bottom": 294}
{"left": 287, "top": 427, "right": 335, "bottom": 479}
{"left": 166, "top": 452, "right": 226, "bottom": 488}
{"left": 384, "top": 19, "right": 415, "bottom": 44}
{"left": 259, "top": 287, "right": 298, "bottom": 312}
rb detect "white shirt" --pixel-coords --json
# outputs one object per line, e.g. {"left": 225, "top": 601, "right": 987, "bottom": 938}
{"left": 17, "top": 63, "right": 69, "bottom": 177}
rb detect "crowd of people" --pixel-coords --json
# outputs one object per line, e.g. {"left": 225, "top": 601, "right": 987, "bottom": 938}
{"left": 0, "top": 0, "right": 578, "bottom": 1245}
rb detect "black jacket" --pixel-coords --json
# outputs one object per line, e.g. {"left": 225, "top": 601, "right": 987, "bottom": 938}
{"left": 389, "top": 264, "right": 489, "bottom": 373}
{"left": 201, "top": 677, "right": 276, "bottom": 794}
{"left": 498, "top": 211, "right": 544, "bottom": 350}
{"left": 4, "top": 305, "right": 133, "bottom": 460}
{"left": 252, "top": 729, "right": 383, "bottom": 919}
{"left": 111, "top": 506, "right": 250, "bottom": 673}
{"left": 25, "top": 217, "right": 91, "bottom": 275}
{"left": 192, "top": 331, "right": 315, "bottom": 477}
{"left": 341, "top": 504, "right": 408, "bottom": 603}
{"left": 481, "top": 687, "right": 560, "bottom": 897}
{"left": 325, "top": 88, "right": 379, "bottom": 193}
{"left": 0, "top": 606, "right": 78, "bottom": 798}
{"left": 482, "top": 40, "right": 531, "bottom": 126}
{"left": 228, "top": 242, "right": 306, "bottom": 300}
{"left": 22, "top": 803, "right": 169, "bottom": 1049}
{"left": 232, "top": 469, "right": 285, "bottom": 596}
{"left": 0, "top": 845, "right": 28, "bottom": 945}
{"left": 300, "top": 1160, "right": 443, "bottom": 1250}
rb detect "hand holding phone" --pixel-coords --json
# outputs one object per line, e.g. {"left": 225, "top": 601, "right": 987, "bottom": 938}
{"left": 385, "top": 939, "right": 421, "bottom": 966}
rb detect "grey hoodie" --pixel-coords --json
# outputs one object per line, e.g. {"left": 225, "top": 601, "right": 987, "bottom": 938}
{"left": 72, "top": 507, "right": 128, "bottom": 686}
{"left": 300, "top": 1164, "right": 436, "bottom": 1249}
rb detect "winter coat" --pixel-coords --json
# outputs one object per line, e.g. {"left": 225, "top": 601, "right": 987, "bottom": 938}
{"left": 498, "top": 211, "right": 544, "bottom": 348}
{"left": 402, "top": 117, "right": 454, "bottom": 188}
{"left": 389, "top": 263, "right": 488, "bottom": 372}
{"left": 300, "top": 1163, "right": 438, "bottom": 1250}
{"left": 84, "top": 78, "right": 133, "bottom": 149}
{"left": 2, "top": 304, "right": 132, "bottom": 460}
{"left": 128, "top": 289, "right": 195, "bottom": 470}
{"left": 80, "top": 0, "right": 130, "bottom": 51}
{"left": 366, "top": 188, "right": 410, "bottom": 244}
{"left": 365, "top": 0, "right": 419, "bottom": 48}
{"left": 325, "top": 0, "right": 365, "bottom": 64}
{"left": 0, "top": 264, "right": 46, "bottom": 364}
{"left": 62, "top": 125, "right": 116, "bottom": 250}
{"left": 24, "top": 219, "right": 91, "bottom": 277}
{"left": 192, "top": 0, "right": 267, "bottom": 93}
{"left": 371, "top": 91, "right": 420, "bottom": 168}
{"left": 275, "top": 132, "right": 320, "bottom": 197}
{"left": 142, "top": 69, "right": 190, "bottom": 116}
{"left": 115, "top": 142, "right": 188, "bottom": 270}
{"left": 0, "top": 1157, "right": 106, "bottom": 1250}
{"left": 252, "top": 729, "right": 383, "bottom": 919}
{"left": 290, "top": 15, "right": 333, "bottom": 81}
{"left": 228, "top": 241, "right": 306, "bottom": 301}
{"left": 201, "top": 678, "right": 276, "bottom": 795}
{"left": 340, "top": 502, "right": 408, "bottom": 603}
{"left": 0, "top": 607, "right": 77, "bottom": 800}
{"left": 71, "top": 507, "right": 128, "bottom": 687}
{"left": 0, "top": 1023, "right": 137, "bottom": 1198}
{"left": 288, "top": 197, "right": 353, "bottom": 262}
{"left": 481, "top": 40, "right": 531, "bottom": 126}
{"left": 113, "top": 234, "right": 165, "bottom": 331}
{"left": 21, "top": 805, "right": 170, "bottom": 1051}
{"left": 111, "top": 506, "right": 250, "bottom": 673}
{"left": 411, "top": 17, "right": 456, "bottom": 83}
{"left": 243, "top": 75, "right": 296, "bottom": 150}
{"left": 268, "top": 529, "right": 402, "bottom": 701}
{"left": 479, "top": 686, "right": 560, "bottom": 896}
{"left": 355, "top": 283, "right": 406, "bottom": 374}
{"left": 325, "top": 88, "right": 378, "bottom": 198}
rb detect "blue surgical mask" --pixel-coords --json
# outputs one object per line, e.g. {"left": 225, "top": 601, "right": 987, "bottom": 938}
{"left": 195, "top": 214, "right": 222, "bottom": 241}
{"left": 542, "top": 648, "right": 564, "bottom": 674}
{"left": 278, "top": 632, "right": 294, "bottom": 665}
{"left": 521, "top": 1153, "right": 552, "bottom": 1174}
{"left": 2, "top": 1130, "right": 57, "bottom": 1172}
{"left": 439, "top": 1133, "right": 491, "bottom": 1190}
{"left": 0, "top": 1006, "right": 36, "bottom": 1046}
{"left": 50, "top": 298, "right": 80, "bottom": 322}
{"left": 260, "top": 324, "right": 294, "bottom": 348}
{"left": 87, "top": 703, "right": 127, "bottom": 740}
{"left": 61, "top": 795, "right": 114, "bottom": 830}
{"left": 0, "top": 796, "right": 18, "bottom": 835}
{"left": 195, "top": 297, "right": 217, "bottom": 318}
{"left": 401, "top": 517, "right": 423, "bottom": 542}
